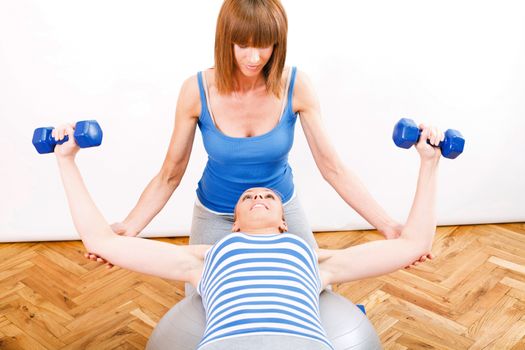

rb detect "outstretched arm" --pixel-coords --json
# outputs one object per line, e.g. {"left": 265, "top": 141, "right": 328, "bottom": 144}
{"left": 53, "top": 124, "right": 204, "bottom": 284}
{"left": 318, "top": 125, "right": 442, "bottom": 286}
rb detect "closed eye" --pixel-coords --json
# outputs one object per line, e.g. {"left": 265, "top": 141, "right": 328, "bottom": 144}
{"left": 235, "top": 43, "right": 249, "bottom": 49}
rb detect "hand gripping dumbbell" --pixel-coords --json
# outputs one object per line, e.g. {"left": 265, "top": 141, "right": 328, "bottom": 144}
{"left": 392, "top": 118, "right": 465, "bottom": 159}
{"left": 32, "top": 120, "right": 103, "bottom": 154}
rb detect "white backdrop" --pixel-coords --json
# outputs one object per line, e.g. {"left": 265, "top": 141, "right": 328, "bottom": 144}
{"left": 1, "top": 0, "right": 524, "bottom": 242}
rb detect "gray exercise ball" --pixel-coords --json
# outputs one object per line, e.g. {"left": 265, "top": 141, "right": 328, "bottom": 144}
{"left": 146, "top": 290, "right": 382, "bottom": 349}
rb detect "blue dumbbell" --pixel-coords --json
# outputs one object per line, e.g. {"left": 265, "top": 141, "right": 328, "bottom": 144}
{"left": 392, "top": 118, "right": 465, "bottom": 159}
{"left": 32, "top": 120, "right": 103, "bottom": 154}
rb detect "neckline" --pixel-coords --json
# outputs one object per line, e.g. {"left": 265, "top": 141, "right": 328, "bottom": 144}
{"left": 236, "top": 231, "right": 286, "bottom": 238}
{"left": 201, "top": 68, "right": 293, "bottom": 141}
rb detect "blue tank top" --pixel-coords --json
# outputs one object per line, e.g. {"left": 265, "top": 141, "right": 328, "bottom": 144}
{"left": 196, "top": 232, "right": 333, "bottom": 350}
{"left": 196, "top": 67, "right": 299, "bottom": 213}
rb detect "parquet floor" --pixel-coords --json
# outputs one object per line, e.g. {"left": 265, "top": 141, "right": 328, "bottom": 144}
{"left": 1, "top": 223, "right": 524, "bottom": 349}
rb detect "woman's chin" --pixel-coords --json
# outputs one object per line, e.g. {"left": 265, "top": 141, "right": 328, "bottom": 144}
{"left": 240, "top": 66, "right": 262, "bottom": 76}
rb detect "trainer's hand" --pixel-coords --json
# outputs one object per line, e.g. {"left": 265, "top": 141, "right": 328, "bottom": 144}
{"left": 110, "top": 222, "right": 139, "bottom": 237}
{"left": 405, "top": 252, "right": 435, "bottom": 269}
{"left": 84, "top": 252, "right": 114, "bottom": 269}
{"left": 381, "top": 223, "right": 404, "bottom": 240}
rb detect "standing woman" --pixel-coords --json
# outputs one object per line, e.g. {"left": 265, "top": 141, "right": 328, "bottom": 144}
{"left": 102, "top": 0, "right": 402, "bottom": 247}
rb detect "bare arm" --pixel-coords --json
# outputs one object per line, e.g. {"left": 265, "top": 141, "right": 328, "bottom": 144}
{"left": 318, "top": 126, "right": 441, "bottom": 287}
{"left": 121, "top": 76, "right": 201, "bottom": 235}
{"left": 293, "top": 70, "right": 402, "bottom": 238}
{"left": 54, "top": 126, "right": 204, "bottom": 285}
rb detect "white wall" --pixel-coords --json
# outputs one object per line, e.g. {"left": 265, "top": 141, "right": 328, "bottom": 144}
{"left": 1, "top": 0, "right": 524, "bottom": 242}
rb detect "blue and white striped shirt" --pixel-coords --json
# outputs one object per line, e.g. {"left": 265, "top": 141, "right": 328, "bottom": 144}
{"left": 196, "top": 232, "right": 334, "bottom": 349}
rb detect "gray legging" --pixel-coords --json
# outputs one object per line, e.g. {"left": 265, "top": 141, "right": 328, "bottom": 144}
{"left": 146, "top": 196, "right": 382, "bottom": 350}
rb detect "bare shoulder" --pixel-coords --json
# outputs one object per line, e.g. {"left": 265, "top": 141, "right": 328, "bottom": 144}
{"left": 176, "top": 74, "right": 202, "bottom": 119}
{"left": 187, "top": 244, "right": 212, "bottom": 260}
{"left": 315, "top": 247, "right": 332, "bottom": 260}
{"left": 316, "top": 248, "right": 337, "bottom": 288}
{"left": 292, "top": 69, "right": 320, "bottom": 114}
{"left": 315, "top": 248, "right": 338, "bottom": 267}
{"left": 185, "top": 244, "right": 211, "bottom": 287}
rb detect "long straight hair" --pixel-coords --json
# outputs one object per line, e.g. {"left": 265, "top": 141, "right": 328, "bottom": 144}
{"left": 214, "top": 0, "right": 288, "bottom": 98}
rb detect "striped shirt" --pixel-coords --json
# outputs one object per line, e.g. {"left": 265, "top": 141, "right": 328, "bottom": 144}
{"left": 196, "top": 232, "right": 334, "bottom": 349}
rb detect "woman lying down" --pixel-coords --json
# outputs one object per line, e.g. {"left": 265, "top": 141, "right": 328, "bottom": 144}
{"left": 52, "top": 123, "right": 441, "bottom": 350}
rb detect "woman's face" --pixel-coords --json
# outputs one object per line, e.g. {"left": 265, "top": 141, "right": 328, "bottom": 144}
{"left": 233, "top": 43, "right": 274, "bottom": 77}
{"left": 232, "top": 187, "right": 286, "bottom": 233}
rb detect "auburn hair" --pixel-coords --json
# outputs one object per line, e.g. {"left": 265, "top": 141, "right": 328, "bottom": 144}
{"left": 214, "top": 0, "right": 288, "bottom": 97}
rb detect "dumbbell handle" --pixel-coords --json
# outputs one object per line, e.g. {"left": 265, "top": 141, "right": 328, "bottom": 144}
{"left": 48, "top": 131, "right": 70, "bottom": 146}
{"left": 410, "top": 126, "right": 462, "bottom": 148}
{"left": 415, "top": 130, "right": 444, "bottom": 148}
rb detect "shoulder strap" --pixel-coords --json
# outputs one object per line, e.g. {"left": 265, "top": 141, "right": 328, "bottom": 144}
{"left": 197, "top": 71, "right": 207, "bottom": 112}
{"left": 201, "top": 71, "right": 218, "bottom": 126}
{"left": 287, "top": 66, "right": 298, "bottom": 103}
{"left": 197, "top": 71, "right": 217, "bottom": 126}
{"left": 278, "top": 67, "right": 293, "bottom": 119}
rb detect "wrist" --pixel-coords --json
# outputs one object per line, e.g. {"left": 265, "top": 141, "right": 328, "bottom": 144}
{"left": 121, "top": 219, "right": 141, "bottom": 236}
{"left": 56, "top": 155, "right": 76, "bottom": 166}
{"left": 378, "top": 220, "right": 403, "bottom": 238}
{"left": 420, "top": 157, "right": 440, "bottom": 169}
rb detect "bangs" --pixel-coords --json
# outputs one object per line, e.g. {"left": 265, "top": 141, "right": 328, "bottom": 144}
{"left": 230, "top": 5, "right": 280, "bottom": 47}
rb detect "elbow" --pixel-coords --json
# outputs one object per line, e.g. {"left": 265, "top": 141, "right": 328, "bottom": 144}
{"left": 391, "top": 239, "right": 430, "bottom": 269}
{"left": 415, "top": 242, "right": 433, "bottom": 259}
{"left": 82, "top": 239, "right": 105, "bottom": 257}
{"left": 159, "top": 164, "right": 185, "bottom": 188}
{"left": 403, "top": 237, "right": 433, "bottom": 260}
{"left": 80, "top": 232, "right": 116, "bottom": 258}
{"left": 319, "top": 159, "right": 345, "bottom": 184}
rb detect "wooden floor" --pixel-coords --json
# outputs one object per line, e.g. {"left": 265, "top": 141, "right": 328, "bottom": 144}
{"left": 1, "top": 223, "right": 524, "bottom": 349}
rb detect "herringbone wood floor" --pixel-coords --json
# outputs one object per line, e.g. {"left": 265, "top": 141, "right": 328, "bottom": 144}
{"left": 1, "top": 223, "right": 524, "bottom": 349}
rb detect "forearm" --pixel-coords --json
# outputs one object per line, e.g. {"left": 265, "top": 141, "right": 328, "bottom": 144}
{"left": 56, "top": 157, "right": 114, "bottom": 252}
{"left": 324, "top": 164, "right": 399, "bottom": 233}
{"left": 123, "top": 172, "right": 180, "bottom": 234}
{"left": 400, "top": 159, "right": 439, "bottom": 250}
